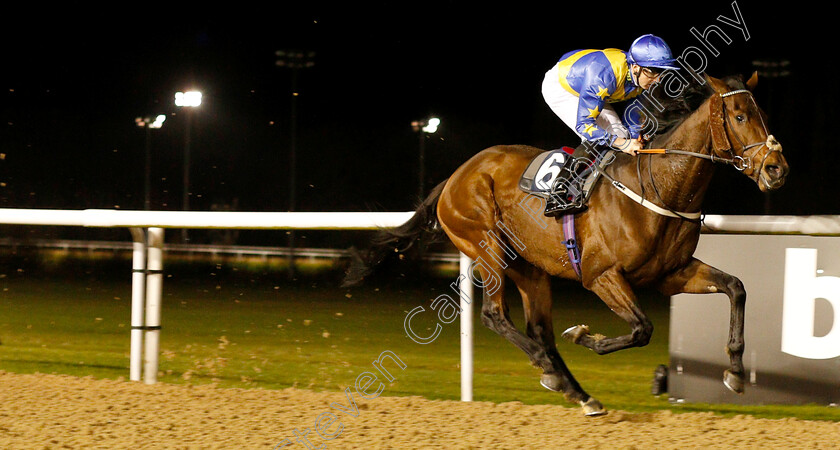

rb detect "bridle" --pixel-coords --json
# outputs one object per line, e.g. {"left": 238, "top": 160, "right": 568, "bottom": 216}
{"left": 642, "top": 89, "right": 782, "bottom": 173}
{"left": 601, "top": 88, "right": 783, "bottom": 221}
{"left": 711, "top": 88, "right": 783, "bottom": 176}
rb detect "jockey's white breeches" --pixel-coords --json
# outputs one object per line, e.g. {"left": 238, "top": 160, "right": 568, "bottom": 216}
{"left": 541, "top": 64, "right": 630, "bottom": 142}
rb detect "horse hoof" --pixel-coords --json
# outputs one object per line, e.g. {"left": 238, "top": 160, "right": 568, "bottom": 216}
{"left": 580, "top": 397, "right": 607, "bottom": 417}
{"left": 540, "top": 373, "right": 563, "bottom": 392}
{"left": 723, "top": 369, "right": 745, "bottom": 394}
{"left": 562, "top": 325, "right": 590, "bottom": 344}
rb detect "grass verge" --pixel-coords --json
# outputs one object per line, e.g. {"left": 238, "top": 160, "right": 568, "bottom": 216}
{"left": 1, "top": 256, "right": 838, "bottom": 422}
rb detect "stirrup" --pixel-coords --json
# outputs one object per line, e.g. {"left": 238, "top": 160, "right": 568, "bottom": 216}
{"left": 544, "top": 197, "right": 588, "bottom": 217}
{"left": 544, "top": 175, "right": 587, "bottom": 217}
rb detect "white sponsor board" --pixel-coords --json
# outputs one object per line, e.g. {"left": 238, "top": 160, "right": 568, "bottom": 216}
{"left": 669, "top": 235, "right": 840, "bottom": 405}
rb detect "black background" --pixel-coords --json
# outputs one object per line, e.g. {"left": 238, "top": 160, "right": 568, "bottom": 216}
{"left": 0, "top": 3, "right": 832, "bottom": 238}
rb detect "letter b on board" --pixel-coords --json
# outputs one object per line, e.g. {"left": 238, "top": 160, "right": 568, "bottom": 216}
{"left": 781, "top": 248, "right": 840, "bottom": 359}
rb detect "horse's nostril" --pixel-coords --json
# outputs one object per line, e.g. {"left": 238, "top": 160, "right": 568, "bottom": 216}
{"left": 765, "top": 165, "right": 781, "bottom": 178}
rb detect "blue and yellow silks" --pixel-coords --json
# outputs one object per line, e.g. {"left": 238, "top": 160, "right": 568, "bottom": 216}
{"left": 555, "top": 48, "right": 645, "bottom": 145}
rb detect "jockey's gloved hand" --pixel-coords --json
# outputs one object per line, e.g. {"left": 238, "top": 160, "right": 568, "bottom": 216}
{"left": 612, "top": 137, "right": 643, "bottom": 156}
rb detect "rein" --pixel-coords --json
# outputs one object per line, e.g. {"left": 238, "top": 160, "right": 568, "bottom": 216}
{"left": 636, "top": 148, "right": 752, "bottom": 171}
{"left": 601, "top": 89, "right": 782, "bottom": 221}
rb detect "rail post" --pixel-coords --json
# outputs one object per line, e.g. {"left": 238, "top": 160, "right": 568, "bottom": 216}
{"left": 129, "top": 228, "right": 147, "bottom": 381}
{"left": 143, "top": 227, "right": 165, "bottom": 384}
{"left": 460, "top": 252, "right": 474, "bottom": 401}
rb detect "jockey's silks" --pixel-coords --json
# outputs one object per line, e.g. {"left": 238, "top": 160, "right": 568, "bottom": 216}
{"left": 553, "top": 49, "right": 645, "bottom": 145}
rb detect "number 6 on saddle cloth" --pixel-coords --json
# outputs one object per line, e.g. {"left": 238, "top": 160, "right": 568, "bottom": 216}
{"left": 518, "top": 145, "right": 615, "bottom": 214}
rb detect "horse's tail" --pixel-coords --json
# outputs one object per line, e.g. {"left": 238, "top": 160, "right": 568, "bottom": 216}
{"left": 341, "top": 179, "right": 449, "bottom": 287}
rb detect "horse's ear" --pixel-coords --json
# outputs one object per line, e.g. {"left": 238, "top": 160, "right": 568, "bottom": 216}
{"left": 746, "top": 71, "right": 758, "bottom": 91}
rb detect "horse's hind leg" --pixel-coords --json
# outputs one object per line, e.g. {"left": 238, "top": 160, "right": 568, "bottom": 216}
{"left": 656, "top": 258, "right": 746, "bottom": 394}
{"left": 437, "top": 166, "right": 601, "bottom": 415}
{"left": 440, "top": 214, "right": 585, "bottom": 410}
{"left": 506, "top": 259, "right": 605, "bottom": 416}
{"left": 562, "top": 268, "right": 654, "bottom": 354}
{"left": 472, "top": 264, "right": 543, "bottom": 376}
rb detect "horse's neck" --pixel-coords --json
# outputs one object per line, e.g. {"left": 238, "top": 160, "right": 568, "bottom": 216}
{"left": 645, "top": 107, "right": 716, "bottom": 212}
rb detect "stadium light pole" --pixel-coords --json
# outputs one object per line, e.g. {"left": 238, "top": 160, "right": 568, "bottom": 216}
{"left": 135, "top": 114, "right": 166, "bottom": 210}
{"left": 174, "top": 91, "right": 202, "bottom": 242}
{"left": 275, "top": 50, "right": 315, "bottom": 279}
{"left": 411, "top": 117, "right": 440, "bottom": 199}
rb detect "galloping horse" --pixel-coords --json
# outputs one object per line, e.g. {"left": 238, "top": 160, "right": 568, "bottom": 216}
{"left": 343, "top": 72, "right": 788, "bottom": 415}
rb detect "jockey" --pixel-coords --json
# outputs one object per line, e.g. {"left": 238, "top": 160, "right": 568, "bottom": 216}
{"left": 541, "top": 34, "right": 681, "bottom": 216}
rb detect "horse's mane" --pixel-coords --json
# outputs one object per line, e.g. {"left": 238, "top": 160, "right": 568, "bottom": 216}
{"left": 640, "top": 73, "right": 749, "bottom": 138}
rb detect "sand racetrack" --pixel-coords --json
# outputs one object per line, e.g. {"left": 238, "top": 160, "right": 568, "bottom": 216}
{"left": 1, "top": 371, "right": 838, "bottom": 449}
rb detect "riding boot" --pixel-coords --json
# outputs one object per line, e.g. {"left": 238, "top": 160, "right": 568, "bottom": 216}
{"left": 544, "top": 178, "right": 587, "bottom": 217}
{"left": 543, "top": 143, "right": 616, "bottom": 218}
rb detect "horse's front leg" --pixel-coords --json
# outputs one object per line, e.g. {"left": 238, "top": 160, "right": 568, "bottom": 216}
{"left": 657, "top": 257, "right": 746, "bottom": 394}
{"left": 563, "top": 268, "right": 654, "bottom": 354}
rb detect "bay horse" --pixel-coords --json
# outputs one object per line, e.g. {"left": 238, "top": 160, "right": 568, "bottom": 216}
{"left": 343, "top": 72, "right": 788, "bottom": 415}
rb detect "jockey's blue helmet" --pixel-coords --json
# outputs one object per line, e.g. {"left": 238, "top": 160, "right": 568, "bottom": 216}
{"left": 627, "top": 34, "right": 680, "bottom": 70}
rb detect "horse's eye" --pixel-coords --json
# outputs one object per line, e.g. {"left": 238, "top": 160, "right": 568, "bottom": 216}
{"left": 736, "top": 115, "right": 746, "bottom": 123}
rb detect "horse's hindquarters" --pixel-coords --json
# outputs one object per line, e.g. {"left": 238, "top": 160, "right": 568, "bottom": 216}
{"left": 437, "top": 145, "right": 579, "bottom": 280}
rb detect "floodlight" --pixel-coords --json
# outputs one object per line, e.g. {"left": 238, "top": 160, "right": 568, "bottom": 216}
{"left": 175, "top": 91, "right": 202, "bottom": 107}
{"left": 150, "top": 114, "right": 166, "bottom": 129}
{"left": 422, "top": 117, "right": 440, "bottom": 133}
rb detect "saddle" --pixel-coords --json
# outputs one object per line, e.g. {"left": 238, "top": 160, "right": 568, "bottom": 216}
{"left": 518, "top": 145, "right": 615, "bottom": 214}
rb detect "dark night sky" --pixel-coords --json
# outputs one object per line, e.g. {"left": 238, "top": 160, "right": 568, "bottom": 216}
{"left": 0, "top": 3, "right": 834, "bottom": 230}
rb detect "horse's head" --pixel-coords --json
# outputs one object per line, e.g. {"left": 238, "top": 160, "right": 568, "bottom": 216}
{"left": 707, "top": 73, "right": 789, "bottom": 191}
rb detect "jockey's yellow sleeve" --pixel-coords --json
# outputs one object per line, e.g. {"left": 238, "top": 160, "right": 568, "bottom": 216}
{"left": 554, "top": 48, "right": 644, "bottom": 145}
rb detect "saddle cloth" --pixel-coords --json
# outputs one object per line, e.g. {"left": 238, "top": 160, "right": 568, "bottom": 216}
{"left": 518, "top": 146, "right": 611, "bottom": 202}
